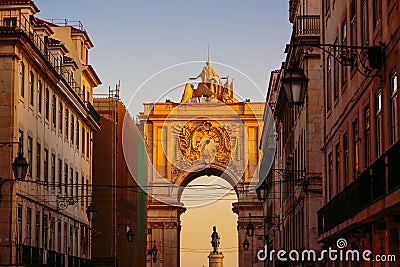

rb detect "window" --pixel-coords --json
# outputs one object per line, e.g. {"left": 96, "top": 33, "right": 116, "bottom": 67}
{"left": 63, "top": 222, "right": 67, "bottom": 253}
{"left": 35, "top": 211, "right": 40, "bottom": 247}
{"left": 335, "top": 143, "right": 340, "bottom": 194}
{"left": 71, "top": 115, "right": 74, "bottom": 144}
{"left": 58, "top": 159, "right": 62, "bottom": 193}
{"left": 52, "top": 95, "right": 56, "bottom": 128}
{"left": 343, "top": 133, "right": 349, "bottom": 187}
{"left": 43, "top": 214, "right": 48, "bottom": 249}
{"left": 86, "top": 132, "right": 90, "bottom": 156}
{"left": 376, "top": 91, "right": 383, "bottom": 156}
{"left": 69, "top": 226, "right": 73, "bottom": 254}
{"left": 350, "top": 1, "right": 357, "bottom": 46}
{"left": 390, "top": 71, "right": 398, "bottom": 144}
{"left": 64, "top": 163, "right": 68, "bottom": 196}
{"left": 28, "top": 137, "right": 33, "bottom": 176}
{"left": 76, "top": 122, "right": 80, "bottom": 149}
{"left": 75, "top": 172, "right": 79, "bottom": 200}
{"left": 353, "top": 120, "right": 359, "bottom": 178}
{"left": 38, "top": 81, "right": 42, "bottom": 113}
{"left": 51, "top": 153, "right": 55, "bottom": 189}
{"left": 83, "top": 85, "right": 86, "bottom": 101}
{"left": 81, "top": 176, "right": 85, "bottom": 208}
{"left": 75, "top": 228, "right": 78, "bottom": 256}
{"left": 333, "top": 38, "right": 339, "bottom": 100}
{"left": 17, "top": 205, "right": 22, "bottom": 245}
{"left": 328, "top": 152, "right": 333, "bottom": 200}
{"left": 373, "top": 0, "right": 381, "bottom": 27}
{"left": 26, "top": 208, "right": 32, "bottom": 245}
{"left": 29, "top": 72, "right": 34, "bottom": 105}
{"left": 18, "top": 130, "right": 24, "bottom": 156}
{"left": 50, "top": 217, "right": 55, "bottom": 250}
{"left": 82, "top": 127, "right": 85, "bottom": 154}
{"left": 4, "top": 17, "right": 17, "bottom": 27}
{"left": 361, "top": 0, "right": 368, "bottom": 46}
{"left": 65, "top": 109, "right": 69, "bottom": 138}
{"left": 70, "top": 167, "right": 73, "bottom": 197}
{"left": 59, "top": 102, "right": 63, "bottom": 134}
{"left": 86, "top": 179, "right": 89, "bottom": 208}
{"left": 341, "top": 19, "right": 348, "bottom": 86}
{"left": 81, "top": 226, "right": 85, "bottom": 256}
{"left": 327, "top": 56, "right": 332, "bottom": 111}
{"left": 44, "top": 148, "right": 49, "bottom": 185}
{"left": 36, "top": 143, "right": 41, "bottom": 181}
{"left": 20, "top": 62, "right": 25, "bottom": 97}
{"left": 65, "top": 108, "right": 69, "bottom": 139}
{"left": 57, "top": 221, "right": 61, "bottom": 252}
{"left": 45, "top": 88, "right": 49, "bottom": 120}
{"left": 364, "top": 106, "right": 371, "bottom": 166}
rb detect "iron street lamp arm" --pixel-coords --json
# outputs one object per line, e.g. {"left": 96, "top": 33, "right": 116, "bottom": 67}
{"left": 286, "top": 43, "right": 385, "bottom": 78}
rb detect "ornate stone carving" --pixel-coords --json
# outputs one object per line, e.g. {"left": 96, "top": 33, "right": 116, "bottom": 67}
{"left": 169, "top": 120, "right": 246, "bottom": 179}
{"left": 178, "top": 121, "right": 231, "bottom": 164}
{"left": 149, "top": 222, "right": 179, "bottom": 229}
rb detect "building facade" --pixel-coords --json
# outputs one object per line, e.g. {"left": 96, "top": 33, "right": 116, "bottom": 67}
{"left": 92, "top": 95, "right": 147, "bottom": 267}
{"left": 0, "top": 0, "right": 101, "bottom": 265}
{"left": 261, "top": 0, "right": 323, "bottom": 266}
{"left": 318, "top": 0, "right": 400, "bottom": 266}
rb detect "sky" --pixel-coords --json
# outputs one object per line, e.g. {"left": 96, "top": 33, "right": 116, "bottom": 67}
{"left": 34, "top": 1, "right": 292, "bottom": 266}
{"left": 35, "top": 0, "right": 291, "bottom": 118}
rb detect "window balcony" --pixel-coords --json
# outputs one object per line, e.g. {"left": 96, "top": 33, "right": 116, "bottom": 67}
{"left": 318, "top": 140, "right": 400, "bottom": 235}
{"left": 294, "top": 15, "right": 320, "bottom": 37}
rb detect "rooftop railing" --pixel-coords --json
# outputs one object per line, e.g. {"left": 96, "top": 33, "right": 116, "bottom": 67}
{"left": 0, "top": 11, "right": 83, "bottom": 101}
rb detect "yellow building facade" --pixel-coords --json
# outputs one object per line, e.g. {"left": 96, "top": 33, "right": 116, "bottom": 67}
{"left": 0, "top": 0, "right": 100, "bottom": 265}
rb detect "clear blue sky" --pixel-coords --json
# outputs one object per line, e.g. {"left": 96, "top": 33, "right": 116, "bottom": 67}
{"left": 35, "top": 0, "right": 292, "bottom": 117}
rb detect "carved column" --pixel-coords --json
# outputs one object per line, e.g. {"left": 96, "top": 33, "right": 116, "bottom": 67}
{"left": 233, "top": 201, "right": 264, "bottom": 267}
{"left": 147, "top": 201, "right": 186, "bottom": 267}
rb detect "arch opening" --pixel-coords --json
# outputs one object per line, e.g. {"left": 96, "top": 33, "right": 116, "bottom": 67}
{"left": 176, "top": 166, "right": 240, "bottom": 207}
{"left": 180, "top": 175, "right": 239, "bottom": 267}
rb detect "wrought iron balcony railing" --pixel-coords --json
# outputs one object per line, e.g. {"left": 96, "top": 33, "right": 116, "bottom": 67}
{"left": 294, "top": 15, "right": 320, "bottom": 37}
{"left": 318, "top": 140, "right": 400, "bottom": 235}
{"left": 17, "top": 244, "right": 92, "bottom": 267}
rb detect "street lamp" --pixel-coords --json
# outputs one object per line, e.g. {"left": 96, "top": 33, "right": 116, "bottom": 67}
{"left": 126, "top": 228, "right": 134, "bottom": 243}
{"left": 0, "top": 138, "right": 28, "bottom": 200}
{"left": 0, "top": 138, "right": 29, "bottom": 181}
{"left": 242, "top": 239, "right": 250, "bottom": 251}
{"left": 86, "top": 203, "right": 97, "bottom": 222}
{"left": 255, "top": 182, "right": 268, "bottom": 202}
{"left": 152, "top": 240, "right": 158, "bottom": 263}
{"left": 281, "top": 62, "right": 309, "bottom": 105}
{"left": 246, "top": 221, "right": 255, "bottom": 237}
{"left": 118, "top": 221, "right": 135, "bottom": 243}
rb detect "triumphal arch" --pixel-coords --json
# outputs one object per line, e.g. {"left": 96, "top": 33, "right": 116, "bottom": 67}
{"left": 139, "top": 62, "right": 266, "bottom": 267}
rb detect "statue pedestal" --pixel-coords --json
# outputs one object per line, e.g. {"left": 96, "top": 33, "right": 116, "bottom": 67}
{"left": 208, "top": 252, "right": 224, "bottom": 267}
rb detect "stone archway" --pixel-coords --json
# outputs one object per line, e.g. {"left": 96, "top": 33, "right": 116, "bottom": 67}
{"left": 140, "top": 99, "right": 265, "bottom": 267}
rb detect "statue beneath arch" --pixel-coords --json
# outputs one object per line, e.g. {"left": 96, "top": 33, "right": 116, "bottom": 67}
{"left": 211, "top": 226, "right": 221, "bottom": 253}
